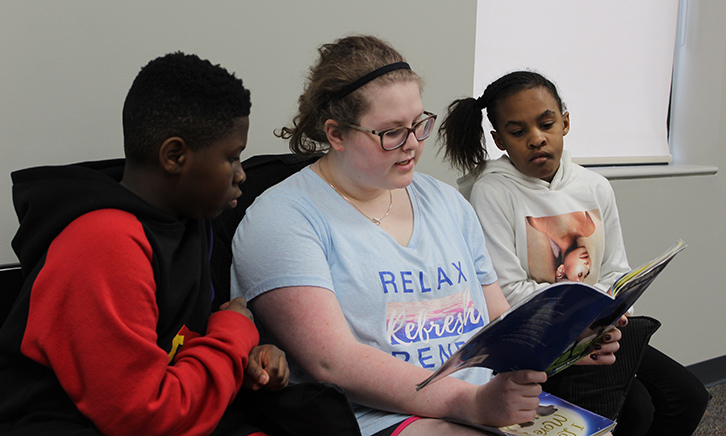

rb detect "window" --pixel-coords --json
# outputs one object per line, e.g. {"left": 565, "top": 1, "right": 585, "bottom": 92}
{"left": 474, "top": 0, "right": 679, "bottom": 165}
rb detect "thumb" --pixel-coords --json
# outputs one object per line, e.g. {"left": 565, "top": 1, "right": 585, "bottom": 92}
{"left": 244, "top": 358, "right": 269, "bottom": 390}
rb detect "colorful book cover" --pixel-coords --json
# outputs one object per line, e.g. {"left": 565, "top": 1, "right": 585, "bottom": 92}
{"left": 452, "top": 391, "right": 616, "bottom": 436}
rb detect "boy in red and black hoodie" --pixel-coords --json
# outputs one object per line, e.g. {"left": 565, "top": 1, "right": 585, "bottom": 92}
{"left": 0, "top": 52, "right": 288, "bottom": 436}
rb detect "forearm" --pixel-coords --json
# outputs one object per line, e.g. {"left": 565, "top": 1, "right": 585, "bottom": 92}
{"left": 485, "top": 234, "right": 545, "bottom": 304}
{"left": 25, "top": 270, "right": 257, "bottom": 436}
{"left": 500, "top": 279, "right": 547, "bottom": 304}
{"left": 470, "top": 191, "right": 541, "bottom": 304}
{"left": 308, "top": 339, "right": 480, "bottom": 422}
{"left": 599, "top": 185, "right": 630, "bottom": 290}
{"left": 251, "top": 287, "right": 482, "bottom": 423}
{"left": 310, "top": 341, "right": 544, "bottom": 428}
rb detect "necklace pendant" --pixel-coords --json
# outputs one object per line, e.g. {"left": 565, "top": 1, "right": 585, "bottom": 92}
{"left": 318, "top": 160, "right": 393, "bottom": 226}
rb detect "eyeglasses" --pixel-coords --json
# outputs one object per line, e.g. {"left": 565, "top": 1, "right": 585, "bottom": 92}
{"left": 345, "top": 111, "right": 437, "bottom": 151}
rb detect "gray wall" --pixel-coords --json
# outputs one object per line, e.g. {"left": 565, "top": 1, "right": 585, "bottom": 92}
{"left": 1, "top": 1, "right": 724, "bottom": 366}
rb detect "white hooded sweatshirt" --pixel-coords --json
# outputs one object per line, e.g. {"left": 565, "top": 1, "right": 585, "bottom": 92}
{"left": 460, "top": 150, "right": 630, "bottom": 305}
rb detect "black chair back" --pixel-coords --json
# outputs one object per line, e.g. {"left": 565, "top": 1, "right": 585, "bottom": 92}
{"left": 0, "top": 263, "right": 23, "bottom": 327}
{"left": 210, "top": 153, "right": 322, "bottom": 308}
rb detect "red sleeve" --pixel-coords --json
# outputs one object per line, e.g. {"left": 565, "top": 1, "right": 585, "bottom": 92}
{"left": 21, "top": 209, "right": 259, "bottom": 436}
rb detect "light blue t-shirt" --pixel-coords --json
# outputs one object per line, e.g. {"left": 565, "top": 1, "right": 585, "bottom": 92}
{"left": 231, "top": 167, "right": 497, "bottom": 435}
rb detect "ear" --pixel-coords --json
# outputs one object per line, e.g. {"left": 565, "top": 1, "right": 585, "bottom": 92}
{"left": 562, "top": 112, "right": 570, "bottom": 136}
{"left": 158, "top": 137, "right": 188, "bottom": 175}
{"left": 556, "top": 264, "right": 566, "bottom": 280}
{"left": 491, "top": 130, "right": 506, "bottom": 151}
{"left": 324, "top": 119, "right": 345, "bottom": 152}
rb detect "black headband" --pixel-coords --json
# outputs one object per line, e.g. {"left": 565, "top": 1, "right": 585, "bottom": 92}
{"left": 329, "top": 62, "right": 411, "bottom": 101}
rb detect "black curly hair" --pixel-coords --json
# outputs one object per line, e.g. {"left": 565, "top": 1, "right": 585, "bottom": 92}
{"left": 122, "top": 52, "right": 251, "bottom": 163}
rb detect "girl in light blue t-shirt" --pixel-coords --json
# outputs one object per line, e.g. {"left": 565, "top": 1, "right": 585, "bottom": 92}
{"left": 231, "top": 37, "right": 622, "bottom": 436}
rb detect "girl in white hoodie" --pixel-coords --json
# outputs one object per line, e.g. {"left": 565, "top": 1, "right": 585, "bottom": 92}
{"left": 438, "top": 71, "right": 709, "bottom": 436}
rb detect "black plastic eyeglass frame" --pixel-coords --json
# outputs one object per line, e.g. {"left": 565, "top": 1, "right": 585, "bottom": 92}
{"left": 345, "top": 111, "right": 437, "bottom": 151}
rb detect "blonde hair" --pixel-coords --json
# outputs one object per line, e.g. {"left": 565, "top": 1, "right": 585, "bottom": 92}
{"left": 277, "top": 35, "right": 422, "bottom": 155}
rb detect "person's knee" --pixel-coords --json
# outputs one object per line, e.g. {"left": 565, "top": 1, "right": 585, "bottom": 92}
{"left": 613, "top": 380, "right": 655, "bottom": 436}
{"left": 681, "top": 379, "right": 711, "bottom": 420}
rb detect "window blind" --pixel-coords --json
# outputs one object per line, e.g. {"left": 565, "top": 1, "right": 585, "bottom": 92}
{"left": 474, "top": 0, "right": 679, "bottom": 165}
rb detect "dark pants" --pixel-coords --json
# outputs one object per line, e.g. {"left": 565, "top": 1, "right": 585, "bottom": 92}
{"left": 613, "top": 345, "right": 710, "bottom": 436}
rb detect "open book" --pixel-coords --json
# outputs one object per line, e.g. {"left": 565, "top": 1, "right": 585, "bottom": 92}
{"left": 416, "top": 240, "right": 685, "bottom": 390}
{"left": 450, "top": 391, "right": 616, "bottom": 436}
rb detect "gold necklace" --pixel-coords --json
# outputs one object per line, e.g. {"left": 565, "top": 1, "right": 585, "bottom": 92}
{"left": 318, "top": 161, "right": 393, "bottom": 226}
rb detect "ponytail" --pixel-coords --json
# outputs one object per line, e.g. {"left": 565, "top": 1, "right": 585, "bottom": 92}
{"left": 438, "top": 96, "right": 488, "bottom": 177}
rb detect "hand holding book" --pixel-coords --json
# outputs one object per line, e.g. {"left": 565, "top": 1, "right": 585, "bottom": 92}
{"left": 572, "top": 315, "right": 626, "bottom": 366}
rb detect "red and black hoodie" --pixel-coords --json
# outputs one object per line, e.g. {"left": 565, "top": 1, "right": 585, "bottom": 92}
{"left": 0, "top": 159, "right": 258, "bottom": 436}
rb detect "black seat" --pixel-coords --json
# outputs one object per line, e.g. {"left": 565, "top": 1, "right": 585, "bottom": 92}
{"left": 210, "top": 153, "right": 322, "bottom": 309}
{"left": 0, "top": 263, "right": 23, "bottom": 327}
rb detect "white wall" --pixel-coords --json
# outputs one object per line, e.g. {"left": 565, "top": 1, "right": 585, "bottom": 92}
{"left": 1, "top": 1, "right": 724, "bottom": 366}
{"left": 608, "top": 0, "right": 726, "bottom": 364}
